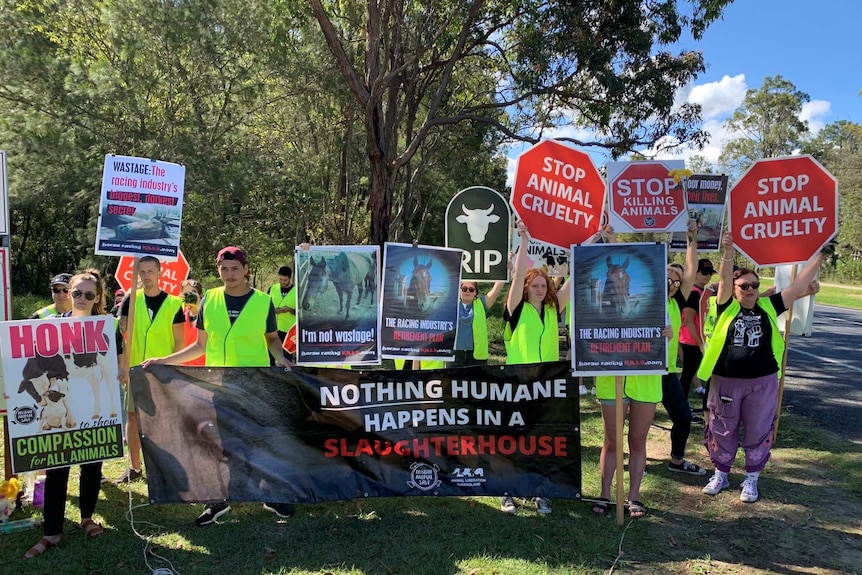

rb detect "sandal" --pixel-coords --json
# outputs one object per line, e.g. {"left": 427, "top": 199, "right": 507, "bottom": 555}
{"left": 591, "top": 497, "right": 610, "bottom": 515}
{"left": 627, "top": 500, "right": 647, "bottom": 518}
{"left": 80, "top": 518, "right": 104, "bottom": 538}
{"left": 25, "top": 536, "right": 58, "bottom": 559}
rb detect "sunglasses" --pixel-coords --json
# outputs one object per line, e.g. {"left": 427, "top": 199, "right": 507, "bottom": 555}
{"left": 460, "top": 286, "right": 477, "bottom": 293}
{"left": 51, "top": 287, "right": 69, "bottom": 294}
{"left": 666, "top": 278, "right": 681, "bottom": 288}
{"left": 735, "top": 281, "right": 760, "bottom": 291}
{"left": 71, "top": 289, "right": 97, "bottom": 301}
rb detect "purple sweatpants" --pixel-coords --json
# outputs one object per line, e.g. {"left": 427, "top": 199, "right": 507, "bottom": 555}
{"left": 703, "top": 373, "right": 778, "bottom": 473}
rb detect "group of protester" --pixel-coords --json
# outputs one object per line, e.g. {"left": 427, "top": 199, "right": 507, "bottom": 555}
{"left": 20, "top": 224, "right": 828, "bottom": 556}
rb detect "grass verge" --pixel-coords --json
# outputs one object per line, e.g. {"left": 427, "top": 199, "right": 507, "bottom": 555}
{"left": 2, "top": 398, "right": 860, "bottom": 574}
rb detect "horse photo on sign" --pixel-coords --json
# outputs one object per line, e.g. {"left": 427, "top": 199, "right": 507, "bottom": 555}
{"left": 570, "top": 242, "right": 668, "bottom": 376}
{"left": 296, "top": 245, "right": 381, "bottom": 366}
{"left": 381, "top": 243, "right": 462, "bottom": 362}
{"left": 301, "top": 252, "right": 376, "bottom": 320}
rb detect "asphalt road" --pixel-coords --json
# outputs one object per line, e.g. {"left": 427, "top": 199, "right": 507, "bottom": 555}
{"left": 780, "top": 303, "right": 862, "bottom": 443}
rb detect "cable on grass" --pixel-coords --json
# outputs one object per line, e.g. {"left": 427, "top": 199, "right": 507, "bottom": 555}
{"left": 122, "top": 480, "right": 181, "bottom": 575}
{"left": 607, "top": 518, "right": 635, "bottom": 575}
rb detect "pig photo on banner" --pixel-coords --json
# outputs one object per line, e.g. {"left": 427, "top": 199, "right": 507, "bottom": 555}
{"left": 132, "top": 361, "right": 580, "bottom": 504}
{"left": 295, "top": 245, "right": 381, "bottom": 366}
{"left": 569, "top": 242, "right": 668, "bottom": 376}
{"left": 381, "top": 243, "right": 462, "bottom": 361}
{"left": 95, "top": 154, "right": 186, "bottom": 260}
{"left": 0, "top": 316, "right": 124, "bottom": 473}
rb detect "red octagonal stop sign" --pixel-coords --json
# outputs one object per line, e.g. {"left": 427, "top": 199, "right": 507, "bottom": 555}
{"left": 608, "top": 161, "right": 688, "bottom": 232}
{"left": 510, "top": 140, "right": 605, "bottom": 248}
{"left": 115, "top": 249, "right": 190, "bottom": 296}
{"left": 729, "top": 155, "right": 838, "bottom": 267}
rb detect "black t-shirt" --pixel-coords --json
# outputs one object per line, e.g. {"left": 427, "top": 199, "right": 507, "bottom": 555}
{"left": 121, "top": 292, "right": 184, "bottom": 324}
{"left": 196, "top": 290, "right": 278, "bottom": 332}
{"left": 683, "top": 284, "right": 703, "bottom": 312}
{"left": 712, "top": 292, "right": 787, "bottom": 378}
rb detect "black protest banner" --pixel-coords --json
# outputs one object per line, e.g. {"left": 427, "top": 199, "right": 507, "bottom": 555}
{"left": 570, "top": 242, "right": 668, "bottom": 376}
{"left": 132, "top": 362, "right": 580, "bottom": 505}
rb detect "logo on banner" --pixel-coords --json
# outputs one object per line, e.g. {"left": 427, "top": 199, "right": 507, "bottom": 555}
{"left": 450, "top": 467, "right": 486, "bottom": 487}
{"left": 13, "top": 405, "right": 37, "bottom": 425}
{"left": 407, "top": 462, "right": 441, "bottom": 491}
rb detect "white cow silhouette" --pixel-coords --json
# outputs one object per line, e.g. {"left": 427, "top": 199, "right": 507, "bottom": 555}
{"left": 455, "top": 204, "right": 500, "bottom": 243}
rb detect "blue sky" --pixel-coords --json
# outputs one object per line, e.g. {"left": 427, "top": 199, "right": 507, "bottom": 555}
{"left": 507, "top": 0, "right": 862, "bottom": 182}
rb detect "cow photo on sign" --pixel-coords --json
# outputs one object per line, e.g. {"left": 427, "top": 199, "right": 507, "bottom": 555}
{"left": 1, "top": 316, "right": 124, "bottom": 473}
{"left": 445, "top": 186, "right": 511, "bottom": 282}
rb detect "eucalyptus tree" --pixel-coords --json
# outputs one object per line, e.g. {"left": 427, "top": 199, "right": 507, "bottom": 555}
{"left": 308, "top": 0, "right": 733, "bottom": 245}
{"left": 718, "top": 75, "right": 810, "bottom": 179}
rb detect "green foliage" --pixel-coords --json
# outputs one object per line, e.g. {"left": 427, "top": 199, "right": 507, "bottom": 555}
{"left": 718, "top": 75, "right": 810, "bottom": 178}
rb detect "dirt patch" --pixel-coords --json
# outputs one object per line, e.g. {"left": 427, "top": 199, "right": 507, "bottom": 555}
{"left": 627, "top": 414, "right": 862, "bottom": 574}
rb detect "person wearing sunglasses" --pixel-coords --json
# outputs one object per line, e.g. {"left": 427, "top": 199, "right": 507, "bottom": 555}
{"left": 29, "top": 273, "right": 74, "bottom": 319}
{"left": 25, "top": 273, "right": 121, "bottom": 558}
{"left": 115, "top": 255, "right": 186, "bottom": 485}
{"left": 453, "top": 279, "right": 505, "bottom": 367}
{"left": 660, "top": 223, "right": 709, "bottom": 482}
{"left": 698, "top": 233, "right": 825, "bottom": 504}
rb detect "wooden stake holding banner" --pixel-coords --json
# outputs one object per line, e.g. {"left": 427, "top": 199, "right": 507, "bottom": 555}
{"left": 773, "top": 266, "right": 797, "bottom": 443}
{"left": 615, "top": 375, "right": 625, "bottom": 526}
{"left": 121, "top": 258, "right": 140, "bottom": 385}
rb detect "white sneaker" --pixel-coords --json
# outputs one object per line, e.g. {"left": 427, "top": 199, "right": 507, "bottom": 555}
{"left": 500, "top": 496, "right": 517, "bottom": 514}
{"left": 740, "top": 478, "right": 759, "bottom": 503}
{"left": 702, "top": 473, "right": 730, "bottom": 495}
{"left": 532, "top": 497, "right": 552, "bottom": 514}
{"left": 578, "top": 384, "right": 589, "bottom": 396}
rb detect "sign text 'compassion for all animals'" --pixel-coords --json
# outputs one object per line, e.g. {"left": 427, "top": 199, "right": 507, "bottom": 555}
{"left": 0, "top": 316, "right": 124, "bottom": 473}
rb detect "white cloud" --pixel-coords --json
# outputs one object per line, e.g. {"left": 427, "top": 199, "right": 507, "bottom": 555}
{"left": 687, "top": 74, "right": 748, "bottom": 119}
{"left": 801, "top": 99, "right": 831, "bottom": 135}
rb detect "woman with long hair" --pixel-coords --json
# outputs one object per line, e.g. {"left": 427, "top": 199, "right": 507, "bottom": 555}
{"left": 499, "top": 222, "right": 572, "bottom": 515}
{"left": 26, "top": 272, "right": 120, "bottom": 558}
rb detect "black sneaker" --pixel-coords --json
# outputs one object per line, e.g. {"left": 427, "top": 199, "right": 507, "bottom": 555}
{"left": 668, "top": 460, "right": 707, "bottom": 476}
{"left": 262, "top": 502, "right": 295, "bottom": 518}
{"left": 113, "top": 468, "right": 143, "bottom": 484}
{"left": 690, "top": 415, "right": 704, "bottom": 425}
{"left": 195, "top": 503, "right": 231, "bottom": 526}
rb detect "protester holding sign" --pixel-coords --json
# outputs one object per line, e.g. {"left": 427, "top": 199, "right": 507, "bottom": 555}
{"left": 453, "top": 279, "right": 505, "bottom": 367}
{"left": 116, "top": 255, "right": 185, "bottom": 485}
{"left": 698, "top": 233, "right": 825, "bottom": 503}
{"left": 662, "top": 224, "right": 708, "bottom": 478}
{"left": 25, "top": 273, "right": 120, "bottom": 558}
{"left": 500, "top": 222, "right": 572, "bottom": 515}
{"left": 142, "top": 245, "right": 293, "bottom": 525}
{"left": 591, "top": 234, "right": 674, "bottom": 518}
